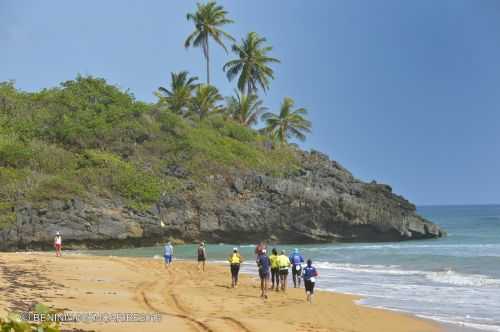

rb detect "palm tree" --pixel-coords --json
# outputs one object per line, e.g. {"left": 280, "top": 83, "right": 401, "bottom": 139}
{"left": 223, "top": 32, "right": 280, "bottom": 95}
{"left": 190, "top": 84, "right": 224, "bottom": 119}
{"left": 157, "top": 71, "right": 199, "bottom": 115}
{"left": 261, "top": 97, "right": 311, "bottom": 144}
{"left": 226, "top": 91, "right": 267, "bottom": 127}
{"left": 185, "top": 1, "right": 234, "bottom": 84}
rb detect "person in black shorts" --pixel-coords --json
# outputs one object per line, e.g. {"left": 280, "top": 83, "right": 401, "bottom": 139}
{"left": 197, "top": 242, "right": 207, "bottom": 272}
{"left": 302, "top": 259, "right": 319, "bottom": 303}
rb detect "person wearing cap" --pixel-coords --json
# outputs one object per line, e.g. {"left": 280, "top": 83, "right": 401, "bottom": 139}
{"left": 256, "top": 248, "right": 271, "bottom": 298}
{"left": 277, "top": 250, "right": 291, "bottom": 292}
{"left": 289, "top": 248, "right": 305, "bottom": 288}
{"left": 54, "top": 232, "right": 62, "bottom": 257}
{"left": 302, "top": 259, "right": 319, "bottom": 303}
{"left": 197, "top": 242, "right": 207, "bottom": 272}
{"left": 164, "top": 241, "right": 174, "bottom": 268}
{"left": 269, "top": 248, "right": 280, "bottom": 291}
{"left": 228, "top": 247, "right": 243, "bottom": 288}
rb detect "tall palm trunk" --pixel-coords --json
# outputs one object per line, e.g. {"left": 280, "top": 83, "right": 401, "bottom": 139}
{"left": 205, "top": 39, "right": 210, "bottom": 85}
{"left": 280, "top": 123, "right": 287, "bottom": 145}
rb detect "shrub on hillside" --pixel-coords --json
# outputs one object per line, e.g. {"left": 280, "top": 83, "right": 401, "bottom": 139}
{"left": 0, "top": 135, "right": 33, "bottom": 168}
{"left": 207, "top": 116, "right": 257, "bottom": 142}
{"left": 28, "top": 175, "right": 85, "bottom": 202}
{"left": 0, "top": 167, "right": 29, "bottom": 202}
{"left": 29, "top": 141, "right": 79, "bottom": 174}
{"left": 78, "top": 150, "right": 161, "bottom": 207}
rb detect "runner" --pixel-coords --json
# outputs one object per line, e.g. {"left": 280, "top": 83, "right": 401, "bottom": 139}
{"left": 228, "top": 248, "right": 243, "bottom": 288}
{"left": 269, "top": 248, "right": 280, "bottom": 291}
{"left": 54, "top": 232, "right": 62, "bottom": 257}
{"left": 302, "top": 259, "right": 319, "bottom": 303}
{"left": 164, "top": 241, "right": 174, "bottom": 268}
{"left": 197, "top": 242, "right": 207, "bottom": 272}
{"left": 289, "top": 248, "right": 304, "bottom": 288}
{"left": 256, "top": 249, "right": 271, "bottom": 298}
{"left": 277, "top": 250, "right": 291, "bottom": 292}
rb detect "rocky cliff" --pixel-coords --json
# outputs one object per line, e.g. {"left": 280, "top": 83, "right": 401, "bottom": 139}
{"left": 0, "top": 150, "right": 444, "bottom": 251}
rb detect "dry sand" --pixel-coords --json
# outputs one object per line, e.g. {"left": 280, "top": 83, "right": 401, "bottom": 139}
{"left": 0, "top": 253, "right": 441, "bottom": 332}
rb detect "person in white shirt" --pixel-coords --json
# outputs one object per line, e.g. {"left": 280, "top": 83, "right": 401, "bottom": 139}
{"left": 54, "top": 232, "right": 62, "bottom": 257}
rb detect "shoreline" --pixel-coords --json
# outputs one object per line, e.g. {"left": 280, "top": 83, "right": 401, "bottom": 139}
{"left": 0, "top": 251, "right": 444, "bottom": 332}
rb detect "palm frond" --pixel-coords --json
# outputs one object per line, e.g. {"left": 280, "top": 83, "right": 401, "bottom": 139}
{"left": 184, "top": 30, "right": 199, "bottom": 48}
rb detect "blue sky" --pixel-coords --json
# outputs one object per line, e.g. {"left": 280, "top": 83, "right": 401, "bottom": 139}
{"left": 2, "top": 0, "right": 499, "bottom": 205}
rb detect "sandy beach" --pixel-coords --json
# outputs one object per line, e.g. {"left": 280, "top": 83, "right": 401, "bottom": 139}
{"left": 0, "top": 253, "right": 441, "bottom": 332}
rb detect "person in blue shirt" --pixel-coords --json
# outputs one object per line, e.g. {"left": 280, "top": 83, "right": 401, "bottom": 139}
{"left": 256, "top": 249, "right": 271, "bottom": 299}
{"left": 289, "top": 248, "right": 305, "bottom": 288}
{"left": 302, "top": 259, "right": 319, "bottom": 303}
{"left": 164, "top": 242, "right": 174, "bottom": 268}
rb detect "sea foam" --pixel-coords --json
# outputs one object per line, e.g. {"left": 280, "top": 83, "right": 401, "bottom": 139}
{"left": 313, "top": 261, "right": 500, "bottom": 288}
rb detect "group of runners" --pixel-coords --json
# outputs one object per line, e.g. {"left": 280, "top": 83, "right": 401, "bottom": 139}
{"left": 54, "top": 232, "right": 318, "bottom": 303}
{"left": 163, "top": 241, "right": 319, "bottom": 303}
{"left": 250, "top": 243, "right": 319, "bottom": 303}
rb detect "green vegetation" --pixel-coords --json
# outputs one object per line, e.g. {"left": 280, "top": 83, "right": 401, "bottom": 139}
{"left": 0, "top": 303, "right": 61, "bottom": 332}
{"left": 182, "top": 2, "right": 308, "bottom": 143}
{"left": 225, "top": 92, "right": 267, "bottom": 127}
{"left": 0, "top": 1, "right": 312, "bottom": 221}
{"left": 0, "top": 201, "right": 16, "bottom": 231}
{"left": 0, "top": 77, "right": 299, "bottom": 216}
{"left": 157, "top": 71, "right": 199, "bottom": 115}
{"left": 190, "top": 84, "right": 224, "bottom": 119}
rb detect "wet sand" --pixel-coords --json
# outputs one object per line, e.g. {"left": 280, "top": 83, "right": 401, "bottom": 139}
{"left": 0, "top": 253, "right": 442, "bottom": 332}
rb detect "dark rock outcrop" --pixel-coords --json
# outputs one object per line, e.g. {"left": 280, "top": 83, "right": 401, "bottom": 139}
{"left": 0, "top": 150, "right": 444, "bottom": 251}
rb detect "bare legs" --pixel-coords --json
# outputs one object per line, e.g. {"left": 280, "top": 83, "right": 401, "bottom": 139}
{"left": 305, "top": 280, "right": 315, "bottom": 303}
{"left": 280, "top": 271, "right": 288, "bottom": 292}
{"left": 292, "top": 267, "right": 302, "bottom": 288}
{"left": 271, "top": 268, "right": 279, "bottom": 290}
{"left": 260, "top": 275, "right": 268, "bottom": 298}
{"left": 198, "top": 260, "right": 206, "bottom": 272}
{"left": 231, "top": 264, "right": 240, "bottom": 288}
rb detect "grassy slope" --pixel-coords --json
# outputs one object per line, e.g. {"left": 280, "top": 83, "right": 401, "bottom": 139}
{"left": 0, "top": 77, "right": 299, "bottom": 229}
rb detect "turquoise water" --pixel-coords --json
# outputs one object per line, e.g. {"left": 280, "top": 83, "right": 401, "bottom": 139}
{"left": 87, "top": 205, "right": 500, "bottom": 331}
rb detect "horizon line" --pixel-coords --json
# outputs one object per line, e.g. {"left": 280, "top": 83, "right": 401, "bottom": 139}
{"left": 417, "top": 203, "right": 500, "bottom": 207}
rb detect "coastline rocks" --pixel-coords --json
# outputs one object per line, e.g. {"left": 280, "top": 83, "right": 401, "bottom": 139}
{"left": 0, "top": 151, "right": 444, "bottom": 251}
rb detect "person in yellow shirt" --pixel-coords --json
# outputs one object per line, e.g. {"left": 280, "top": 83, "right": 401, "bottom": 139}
{"left": 228, "top": 248, "right": 243, "bottom": 288}
{"left": 278, "top": 250, "right": 291, "bottom": 292}
{"left": 269, "top": 248, "right": 280, "bottom": 291}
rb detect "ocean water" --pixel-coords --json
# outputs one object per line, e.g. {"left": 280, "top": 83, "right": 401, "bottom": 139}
{"left": 87, "top": 205, "right": 500, "bottom": 331}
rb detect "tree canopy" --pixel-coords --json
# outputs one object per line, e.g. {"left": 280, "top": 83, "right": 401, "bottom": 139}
{"left": 185, "top": 1, "right": 234, "bottom": 84}
{"left": 261, "top": 97, "right": 312, "bottom": 144}
{"left": 223, "top": 32, "right": 280, "bottom": 95}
